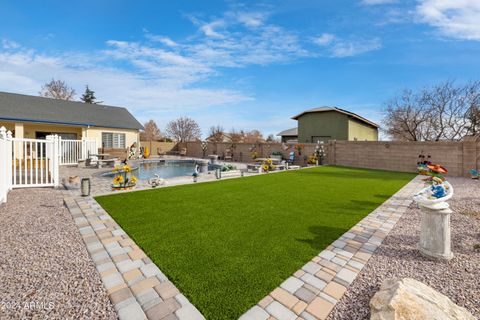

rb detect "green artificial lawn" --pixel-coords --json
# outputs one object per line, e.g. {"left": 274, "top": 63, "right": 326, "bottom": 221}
{"left": 96, "top": 166, "right": 414, "bottom": 319}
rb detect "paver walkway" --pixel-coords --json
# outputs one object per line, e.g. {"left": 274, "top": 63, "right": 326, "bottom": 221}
{"left": 61, "top": 167, "right": 422, "bottom": 320}
{"left": 62, "top": 193, "right": 204, "bottom": 320}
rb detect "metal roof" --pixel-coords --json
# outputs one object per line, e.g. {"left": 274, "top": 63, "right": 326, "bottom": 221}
{"left": 0, "top": 91, "right": 143, "bottom": 130}
{"left": 291, "top": 106, "right": 379, "bottom": 128}
{"left": 277, "top": 127, "right": 298, "bottom": 136}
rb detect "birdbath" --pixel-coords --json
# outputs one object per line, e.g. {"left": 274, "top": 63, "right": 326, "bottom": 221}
{"left": 412, "top": 180, "right": 454, "bottom": 260}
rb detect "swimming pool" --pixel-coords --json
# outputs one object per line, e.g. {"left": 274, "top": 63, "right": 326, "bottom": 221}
{"left": 103, "top": 160, "right": 198, "bottom": 180}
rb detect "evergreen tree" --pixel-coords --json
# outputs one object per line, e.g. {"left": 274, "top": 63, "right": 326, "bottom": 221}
{"left": 80, "top": 85, "right": 100, "bottom": 104}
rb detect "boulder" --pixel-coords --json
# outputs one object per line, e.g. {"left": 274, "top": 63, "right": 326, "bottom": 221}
{"left": 370, "top": 278, "right": 475, "bottom": 320}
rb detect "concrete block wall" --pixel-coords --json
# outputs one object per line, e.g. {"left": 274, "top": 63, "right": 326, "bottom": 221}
{"left": 177, "top": 139, "right": 479, "bottom": 177}
{"left": 328, "top": 140, "right": 478, "bottom": 177}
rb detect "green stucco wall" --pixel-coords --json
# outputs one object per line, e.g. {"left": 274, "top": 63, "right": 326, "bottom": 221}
{"left": 348, "top": 119, "right": 378, "bottom": 141}
{"left": 297, "top": 111, "right": 348, "bottom": 143}
{"left": 297, "top": 111, "right": 378, "bottom": 142}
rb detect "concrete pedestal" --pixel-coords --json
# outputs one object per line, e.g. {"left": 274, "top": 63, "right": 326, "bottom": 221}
{"left": 418, "top": 204, "right": 453, "bottom": 260}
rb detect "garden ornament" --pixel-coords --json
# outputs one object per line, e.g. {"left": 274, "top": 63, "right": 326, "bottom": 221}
{"left": 148, "top": 174, "right": 165, "bottom": 188}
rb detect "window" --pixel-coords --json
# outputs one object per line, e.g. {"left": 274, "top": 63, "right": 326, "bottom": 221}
{"left": 102, "top": 132, "right": 126, "bottom": 148}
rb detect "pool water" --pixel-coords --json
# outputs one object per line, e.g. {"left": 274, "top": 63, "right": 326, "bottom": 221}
{"left": 102, "top": 160, "right": 198, "bottom": 180}
{"left": 136, "top": 161, "right": 197, "bottom": 180}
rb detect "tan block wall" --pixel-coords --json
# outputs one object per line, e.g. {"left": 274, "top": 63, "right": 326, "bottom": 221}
{"left": 181, "top": 142, "right": 320, "bottom": 166}
{"left": 327, "top": 140, "right": 476, "bottom": 177}
{"left": 181, "top": 139, "right": 480, "bottom": 177}
{"left": 140, "top": 141, "right": 176, "bottom": 155}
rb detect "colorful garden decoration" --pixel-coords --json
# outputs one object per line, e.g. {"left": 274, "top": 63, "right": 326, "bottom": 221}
{"left": 112, "top": 165, "right": 137, "bottom": 190}
{"left": 417, "top": 151, "right": 432, "bottom": 175}
{"left": 294, "top": 143, "right": 304, "bottom": 156}
{"left": 261, "top": 159, "right": 275, "bottom": 173}
{"left": 143, "top": 146, "right": 150, "bottom": 158}
{"left": 470, "top": 169, "right": 479, "bottom": 179}
{"left": 430, "top": 177, "right": 447, "bottom": 198}
{"left": 427, "top": 164, "right": 448, "bottom": 181}
{"left": 307, "top": 154, "right": 318, "bottom": 165}
{"left": 192, "top": 164, "right": 199, "bottom": 182}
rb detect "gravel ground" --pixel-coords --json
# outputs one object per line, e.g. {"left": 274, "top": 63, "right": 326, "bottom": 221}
{"left": 0, "top": 189, "right": 117, "bottom": 320}
{"left": 328, "top": 177, "right": 480, "bottom": 320}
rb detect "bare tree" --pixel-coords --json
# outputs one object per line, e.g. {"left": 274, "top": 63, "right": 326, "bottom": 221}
{"left": 243, "top": 130, "right": 264, "bottom": 143}
{"left": 39, "top": 79, "right": 76, "bottom": 100}
{"left": 165, "top": 117, "right": 201, "bottom": 142}
{"left": 140, "top": 119, "right": 162, "bottom": 141}
{"left": 383, "top": 81, "right": 480, "bottom": 141}
{"left": 207, "top": 125, "right": 225, "bottom": 143}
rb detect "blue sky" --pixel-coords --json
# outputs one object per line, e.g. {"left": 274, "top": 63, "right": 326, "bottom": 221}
{"left": 1, "top": 0, "right": 480, "bottom": 138}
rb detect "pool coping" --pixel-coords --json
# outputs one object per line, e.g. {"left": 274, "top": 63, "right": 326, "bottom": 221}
{"left": 62, "top": 171, "right": 422, "bottom": 320}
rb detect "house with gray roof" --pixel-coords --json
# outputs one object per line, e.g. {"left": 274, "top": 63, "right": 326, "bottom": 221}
{"left": 0, "top": 91, "right": 143, "bottom": 149}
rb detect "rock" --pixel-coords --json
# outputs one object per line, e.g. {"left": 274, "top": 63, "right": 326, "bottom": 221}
{"left": 68, "top": 175, "right": 80, "bottom": 184}
{"left": 370, "top": 278, "right": 475, "bottom": 320}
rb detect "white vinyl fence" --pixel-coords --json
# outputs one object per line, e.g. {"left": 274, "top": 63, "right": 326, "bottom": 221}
{"left": 0, "top": 126, "right": 98, "bottom": 203}
{"left": 59, "top": 138, "right": 97, "bottom": 165}
{"left": 12, "top": 135, "right": 59, "bottom": 188}
{"left": 0, "top": 127, "right": 12, "bottom": 203}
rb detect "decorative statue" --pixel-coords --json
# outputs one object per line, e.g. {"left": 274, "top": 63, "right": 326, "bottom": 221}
{"left": 148, "top": 174, "right": 165, "bottom": 188}
{"left": 430, "top": 177, "right": 447, "bottom": 199}
{"left": 192, "top": 164, "right": 199, "bottom": 182}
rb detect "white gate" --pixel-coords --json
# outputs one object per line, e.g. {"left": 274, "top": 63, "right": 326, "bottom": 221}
{"left": 59, "top": 138, "right": 97, "bottom": 165}
{"left": 11, "top": 135, "right": 59, "bottom": 188}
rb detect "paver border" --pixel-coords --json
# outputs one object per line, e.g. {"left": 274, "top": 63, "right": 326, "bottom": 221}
{"left": 62, "top": 192, "right": 205, "bottom": 320}
{"left": 61, "top": 168, "right": 422, "bottom": 320}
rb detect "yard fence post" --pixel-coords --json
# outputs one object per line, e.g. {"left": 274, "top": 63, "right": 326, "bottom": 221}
{"left": 0, "top": 127, "right": 6, "bottom": 203}
{"left": 53, "top": 135, "right": 60, "bottom": 187}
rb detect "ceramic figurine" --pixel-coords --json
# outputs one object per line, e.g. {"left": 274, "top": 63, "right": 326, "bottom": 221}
{"left": 430, "top": 177, "right": 446, "bottom": 199}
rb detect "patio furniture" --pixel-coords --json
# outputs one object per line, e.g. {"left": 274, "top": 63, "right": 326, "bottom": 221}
{"left": 97, "top": 158, "right": 118, "bottom": 168}
{"left": 179, "top": 148, "right": 187, "bottom": 156}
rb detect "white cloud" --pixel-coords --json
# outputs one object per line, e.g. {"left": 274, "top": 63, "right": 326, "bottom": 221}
{"left": 417, "top": 0, "right": 480, "bottom": 40}
{"left": 2, "top": 39, "right": 21, "bottom": 49}
{"left": 330, "top": 38, "right": 381, "bottom": 57}
{"left": 361, "top": 0, "right": 397, "bottom": 4}
{"left": 313, "top": 34, "right": 381, "bottom": 57}
{"left": 313, "top": 33, "right": 335, "bottom": 46}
